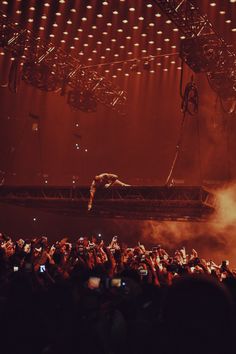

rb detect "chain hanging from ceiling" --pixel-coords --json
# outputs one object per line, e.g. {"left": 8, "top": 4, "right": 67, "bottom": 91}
{"left": 0, "top": 11, "right": 127, "bottom": 114}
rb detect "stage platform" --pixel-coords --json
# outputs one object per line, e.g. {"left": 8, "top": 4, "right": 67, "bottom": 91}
{"left": 0, "top": 185, "right": 216, "bottom": 221}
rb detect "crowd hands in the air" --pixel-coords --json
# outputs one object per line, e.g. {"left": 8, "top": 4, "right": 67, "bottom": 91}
{"left": 0, "top": 233, "right": 235, "bottom": 284}
{"left": 0, "top": 232, "right": 236, "bottom": 354}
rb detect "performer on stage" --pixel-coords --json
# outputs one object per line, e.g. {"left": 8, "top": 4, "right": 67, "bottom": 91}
{"left": 88, "top": 173, "right": 129, "bottom": 211}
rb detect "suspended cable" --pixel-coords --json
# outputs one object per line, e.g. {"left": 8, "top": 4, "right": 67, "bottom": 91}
{"left": 166, "top": 72, "right": 199, "bottom": 186}
{"left": 165, "top": 112, "right": 187, "bottom": 186}
{"left": 195, "top": 111, "right": 202, "bottom": 185}
{"left": 81, "top": 52, "right": 179, "bottom": 70}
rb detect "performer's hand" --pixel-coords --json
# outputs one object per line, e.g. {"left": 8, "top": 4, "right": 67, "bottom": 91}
{"left": 104, "top": 183, "right": 110, "bottom": 188}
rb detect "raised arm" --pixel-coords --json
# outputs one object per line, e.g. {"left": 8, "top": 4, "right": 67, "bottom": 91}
{"left": 88, "top": 180, "right": 96, "bottom": 211}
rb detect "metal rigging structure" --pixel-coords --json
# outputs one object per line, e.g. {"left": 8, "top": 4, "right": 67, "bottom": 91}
{"left": 0, "top": 12, "right": 127, "bottom": 114}
{"left": 153, "top": 0, "right": 236, "bottom": 100}
{"left": 0, "top": 185, "right": 215, "bottom": 221}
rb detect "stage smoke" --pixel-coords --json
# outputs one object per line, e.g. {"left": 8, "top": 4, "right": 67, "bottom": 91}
{"left": 138, "top": 183, "right": 236, "bottom": 266}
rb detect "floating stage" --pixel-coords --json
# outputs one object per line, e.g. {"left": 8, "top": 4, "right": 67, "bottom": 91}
{"left": 0, "top": 185, "right": 216, "bottom": 221}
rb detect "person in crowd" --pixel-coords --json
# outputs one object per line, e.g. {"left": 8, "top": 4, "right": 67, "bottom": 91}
{"left": 0, "top": 232, "right": 236, "bottom": 354}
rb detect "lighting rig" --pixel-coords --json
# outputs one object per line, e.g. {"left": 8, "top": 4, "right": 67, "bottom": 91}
{"left": 153, "top": 0, "right": 236, "bottom": 99}
{"left": 0, "top": 11, "right": 127, "bottom": 114}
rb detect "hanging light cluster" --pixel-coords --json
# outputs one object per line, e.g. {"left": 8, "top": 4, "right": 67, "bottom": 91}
{"left": 0, "top": 11, "right": 127, "bottom": 114}
{"left": 153, "top": 0, "right": 236, "bottom": 99}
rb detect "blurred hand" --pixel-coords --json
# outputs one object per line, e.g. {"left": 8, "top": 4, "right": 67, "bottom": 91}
{"left": 191, "top": 249, "right": 198, "bottom": 258}
{"left": 138, "top": 242, "right": 145, "bottom": 253}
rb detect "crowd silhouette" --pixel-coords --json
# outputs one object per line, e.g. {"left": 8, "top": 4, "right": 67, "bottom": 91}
{"left": 0, "top": 232, "right": 235, "bottom": 354}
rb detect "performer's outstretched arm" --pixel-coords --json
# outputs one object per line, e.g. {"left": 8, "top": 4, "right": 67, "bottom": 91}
{"left": 88, "top": 181, "right": 96, "bottom": 211}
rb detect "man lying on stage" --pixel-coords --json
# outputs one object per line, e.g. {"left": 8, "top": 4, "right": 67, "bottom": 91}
{"left": 88, "top": 173, "right": 129, "bottom": 211}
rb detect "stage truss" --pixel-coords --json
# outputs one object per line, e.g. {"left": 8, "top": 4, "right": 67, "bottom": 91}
{"left": 0, "top": 11, "right": 127, "bottom": 114}
{"left": 153, "top": 0, "right": 236, "bottom": 100}
{"left": 0, "top": 185, "right": 215, "bottom": 221}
